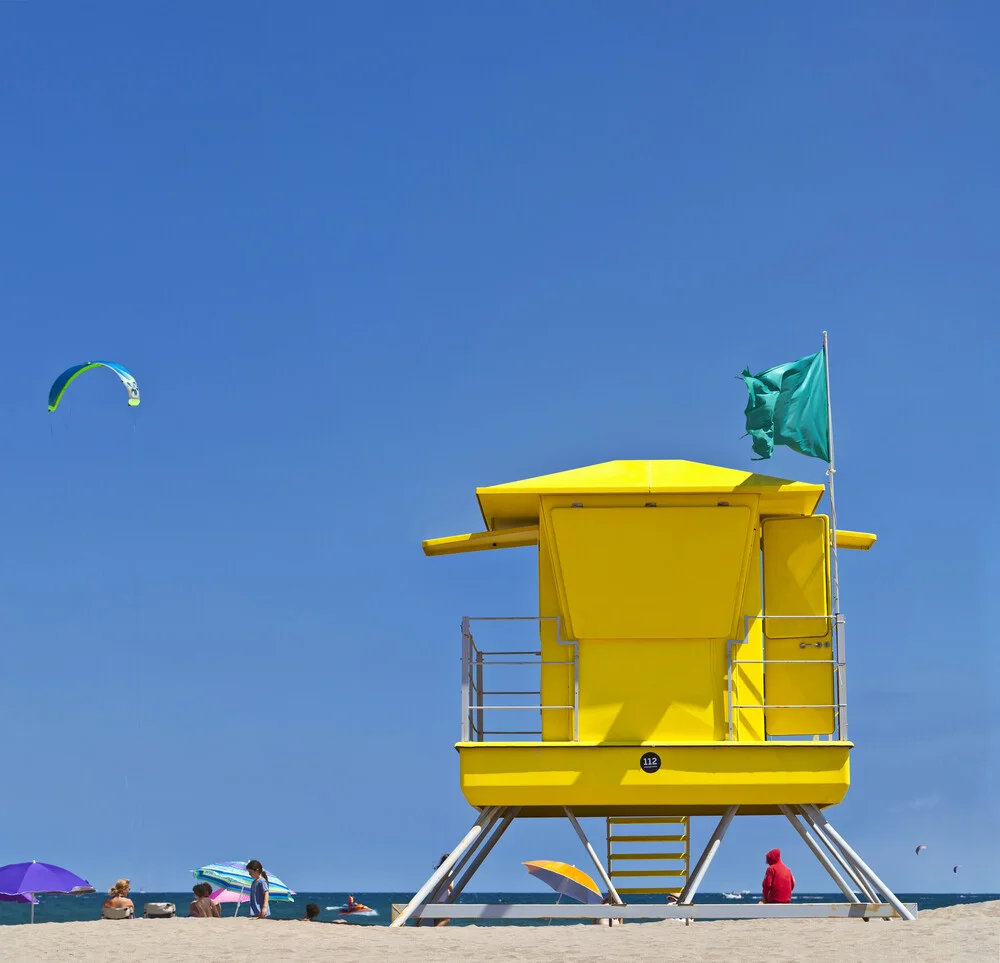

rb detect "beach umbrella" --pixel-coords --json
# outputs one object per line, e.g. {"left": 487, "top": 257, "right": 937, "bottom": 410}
{"left": 0, "top": 861, "right": 95, "bottom": 923}
{"left": 193, "top": 861, "right": 294, "bottom": 916}
{"left": 0, "top": 893, "right": 37, "bottom": 903}
{"left": 523, "top": 860, "right": 604, "bottom": 905}
{"left": 210, "top": 887, "right": 249, "bottom": 904}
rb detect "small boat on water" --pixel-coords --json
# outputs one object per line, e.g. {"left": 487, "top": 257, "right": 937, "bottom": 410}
{"left": 331, "top": 896, "right": 378, "bottom": 917}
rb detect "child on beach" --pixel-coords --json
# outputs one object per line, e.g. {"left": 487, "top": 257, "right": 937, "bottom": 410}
{"left": 247, "top": 860, "right": 270, "bottom": 919}
{"left": 189, "top": 883, "right": 221, "bottom": 918}
{"left": 302, "top": 903, "right": 321, "bottom": 921}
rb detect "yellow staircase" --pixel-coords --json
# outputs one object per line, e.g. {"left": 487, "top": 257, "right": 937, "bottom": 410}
{"left": 606, "top": 816, "right": 690, "bottom": 897}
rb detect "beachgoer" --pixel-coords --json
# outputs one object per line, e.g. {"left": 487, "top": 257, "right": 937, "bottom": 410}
{"left": 432, "top": 854, "right": 452, "bottom": 927}
{"left": 189, "top": 882, "right": 221, "bottom": 918}
{"left": 247, "top": 860, "right": 270, "bottom": 919}
{"left": 303, "top": 903, "right": 321, "bottom": 921}
{"left": 103, "top": 879, "right": 134, "bottom": 912}
{"left": 760, "top": 848, "right": 795, "bottom": 904}
{"left": 347, "top": 894, "right": 356, "bottom": 910}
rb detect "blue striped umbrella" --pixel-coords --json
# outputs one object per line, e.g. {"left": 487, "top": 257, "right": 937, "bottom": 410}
{"left": 193, "top": 862, "right": 295, "bottom": 905}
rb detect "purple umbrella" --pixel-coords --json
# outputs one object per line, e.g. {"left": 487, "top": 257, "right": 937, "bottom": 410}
{"left": 0, "top": 893, "right": 37, "bottom": 903}
{"left": 0, "top": 861, "right": 94, "bottom": 923}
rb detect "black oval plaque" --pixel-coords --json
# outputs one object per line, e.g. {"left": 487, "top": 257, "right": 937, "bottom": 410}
{"left": 639, "top": 752, "right": 661, "bottom": 774}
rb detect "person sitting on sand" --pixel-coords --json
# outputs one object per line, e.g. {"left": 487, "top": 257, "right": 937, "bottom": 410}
{"left": 302, "top": 903, "right": 321, "bottom": 921}
{"left": 760, "top": 848, "right": 795, "bottom": 904}
{"left": 103, "top": 879, "right": 134, "bottom": 913}
{"left": 189, "top": 882, "right": 221, "bottom": 918}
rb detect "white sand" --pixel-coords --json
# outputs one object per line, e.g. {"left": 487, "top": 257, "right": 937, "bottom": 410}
{"left": 0, "top": 901, "right": 996, "bottom": 963}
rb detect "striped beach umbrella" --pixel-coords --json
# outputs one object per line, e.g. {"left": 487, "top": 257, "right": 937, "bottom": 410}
{"left": 193, "top": 862, "right": 295, "bottom": 902}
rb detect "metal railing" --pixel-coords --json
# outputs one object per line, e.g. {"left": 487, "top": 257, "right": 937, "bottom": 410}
{"left": 460, "top": 616, "right": 579, "bottom": 742}
{"left": 727, "top": 613, "right": 848, "bottom": 742}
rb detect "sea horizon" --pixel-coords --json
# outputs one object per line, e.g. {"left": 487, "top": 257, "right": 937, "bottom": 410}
{"left": 3, "top": 891, "right": 996, "bottom": 927}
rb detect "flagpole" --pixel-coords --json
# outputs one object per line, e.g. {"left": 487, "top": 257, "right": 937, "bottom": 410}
{"left": 822, "top": 330, "right": 846, "bottom": 741}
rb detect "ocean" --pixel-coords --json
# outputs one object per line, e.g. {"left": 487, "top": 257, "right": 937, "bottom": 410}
{"left": 0, "top": 892, "right": 995, "bottom": 926}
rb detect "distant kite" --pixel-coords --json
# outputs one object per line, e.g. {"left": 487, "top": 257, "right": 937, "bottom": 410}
{"left": 953, "top": 865, "right": 960, "bottom": 873}
{"left": 48, "top": 362, "right": 140, "bottom": 412}
{"left": 915, "top": 845, "right": 926, "bottom": 855}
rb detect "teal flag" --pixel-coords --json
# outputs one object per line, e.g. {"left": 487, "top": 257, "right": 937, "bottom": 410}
{"left": 740, "top": 349, "right": 830, "bottom": 461}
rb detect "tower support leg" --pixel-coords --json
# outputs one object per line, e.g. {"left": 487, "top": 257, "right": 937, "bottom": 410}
{"left": 780, "top": 805, "right": 859, "bottom": 903}
{"left": 428, "top": 807, "right": 505, "bottom": 904}
{"left": 390, "top": 806, "right": 501, "bottom": 927}
{"left": 679, "top": 805, "right": 738, "bottom": 904}
{"left": 564, "top": 808, "right": 623, "bottom": 905}
{"left": 795, "top": 804, "right": 878, "bottom": 903}
{"left": 445, "top": 807, "right": 519, "bottom": 903}
{"left": 800, "top": 804, "right": 915, "bottom": 921}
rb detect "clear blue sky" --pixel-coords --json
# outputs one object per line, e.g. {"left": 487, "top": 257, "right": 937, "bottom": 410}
{"left": 1, "top": 1, "right": 996, "bottom": 896}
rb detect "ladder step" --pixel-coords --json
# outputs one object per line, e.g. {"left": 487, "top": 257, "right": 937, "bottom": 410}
{"left": 608, "top": 835, "right": 686, "bottom": 843}
{"left": 608, "top": 817, "right": 687, "bottom": 825}
{"left": 614, "top": 887, "right": 685, "bottom": 895}
{"left": 608, "top": 870, "right": 686, "bottom": 878}
{"left": 609, "top": 853, "right": 686, "bottom": 862}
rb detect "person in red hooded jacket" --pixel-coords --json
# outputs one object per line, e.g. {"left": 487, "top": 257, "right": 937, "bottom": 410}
{"left": 760, "top": 848, "right": 795, "bottom": 903}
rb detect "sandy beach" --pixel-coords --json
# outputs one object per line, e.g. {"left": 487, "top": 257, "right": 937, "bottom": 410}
{"left": 0, "top": 901, "right": 995, "bottom": 963}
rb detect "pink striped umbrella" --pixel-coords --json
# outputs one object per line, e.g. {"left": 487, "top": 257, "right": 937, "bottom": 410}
{"left": 211, "top": 888, "right": 249, "bottom": 903}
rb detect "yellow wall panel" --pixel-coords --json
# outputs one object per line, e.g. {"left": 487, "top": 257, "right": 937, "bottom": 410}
{"left": 548, "top": 507, "right": 753, "bottom": 640}
{"left": 539, "top": 537, "right": 575, "bottom": 741}
{"left": 578, "top": 639, "right": 725, "bottom": 742}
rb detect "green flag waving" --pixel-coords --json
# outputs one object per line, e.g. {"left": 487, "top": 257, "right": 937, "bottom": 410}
{"left": 740, "top": 349, "right": 830, "bottom": 461}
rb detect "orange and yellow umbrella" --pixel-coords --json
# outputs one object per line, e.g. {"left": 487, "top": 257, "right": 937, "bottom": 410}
{"left": 523, "top": 860, "right": 604, "bottom": 905}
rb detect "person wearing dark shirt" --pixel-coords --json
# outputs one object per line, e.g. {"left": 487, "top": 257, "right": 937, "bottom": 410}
{"left": 189, "top": 883, "right": 221, "bottom": 918}
{"left": 760, "top": 848, "right": 795, "bottom": 904}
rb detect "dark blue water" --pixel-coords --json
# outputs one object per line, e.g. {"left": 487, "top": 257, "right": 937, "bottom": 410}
{"left": 1, "top": 892, "right": 995, "bottom": 926}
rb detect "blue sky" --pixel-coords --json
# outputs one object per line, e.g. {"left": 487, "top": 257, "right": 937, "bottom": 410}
{"left": 1, "top": 1, "right": 996, "bottom": 896}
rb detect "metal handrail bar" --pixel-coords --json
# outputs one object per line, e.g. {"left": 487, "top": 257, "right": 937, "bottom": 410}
{"left": 479, "top": 650, "right": 542, "bottom": 656}
{"left": 476, "top": 659, "right": 575, "bottom": 667}
{"left": 466, "top": 705, "right": 576, "bottom": 711}
{"left": 483, "top": 690, "right": 541, "bottom": 695}
{"left": 466, "top": 616, "right": 554, "bottom": 621}
{"left": 732, "top": 659, "right": 844, "bottom": 666}
{"left": 489, "top": 730, "right": 542, "bottom": 735}
{"left": 731, "top": 703, "right": 846, "bottom": 710}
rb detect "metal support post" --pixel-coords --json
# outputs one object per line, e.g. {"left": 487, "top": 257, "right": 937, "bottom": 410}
{"left": 475, "top": 648, "right": 484, "bottom": 742}
{"left": 802, "top": 804, "right": 915, "bottom": 921}
{"left": 390, "top": 807, "right": 500, "bottom": 927}
{"left": 428, "top": 807, "right": 503, "bottom": 904}
{"left": 679, "top": 806, "right": 738, "bottom": 904}
{"left": 564, "top": 808, "right": 624, "bottom": 905}
{"left": 795, "top": 805, "right": 877, "bottom": 903}
{"left": 780, "top": 805, "right": 859, "bottom": 903}
{"left": 446, "top": 808, "right": 519, "bottom": 903}
{"left": 461, "top": 617, "right": 471, "bottom": 742}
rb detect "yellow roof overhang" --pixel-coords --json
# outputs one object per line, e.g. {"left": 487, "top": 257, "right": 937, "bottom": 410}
{"left": 475, "top": 460, "right": 826, "bottom": 529}
{"left": 422, "top": 526, "right": 539, "bottom": 557}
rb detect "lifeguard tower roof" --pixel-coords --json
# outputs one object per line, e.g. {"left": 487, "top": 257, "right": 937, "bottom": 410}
{"left": 476, "top": 460, "right": 826, "bottom": 531}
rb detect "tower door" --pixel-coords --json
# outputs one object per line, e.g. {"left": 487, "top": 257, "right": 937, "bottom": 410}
{"left": 761, "top": 515, "right": 835, "bottom": 736}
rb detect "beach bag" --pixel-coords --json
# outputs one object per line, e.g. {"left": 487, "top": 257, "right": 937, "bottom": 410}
{"left": 144, "top": 902, "right": 176, "bottom": 918}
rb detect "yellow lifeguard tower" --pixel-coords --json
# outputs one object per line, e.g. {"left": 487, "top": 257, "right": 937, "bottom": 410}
{"left": 392, "top": 460, "right": 915, "bottom": 924}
